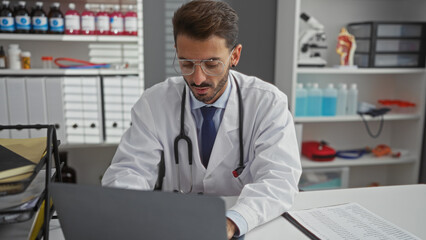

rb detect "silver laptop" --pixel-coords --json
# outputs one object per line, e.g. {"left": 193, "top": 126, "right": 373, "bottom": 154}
{"left": 50, "top": 183, "right": 227, "bottom": 240}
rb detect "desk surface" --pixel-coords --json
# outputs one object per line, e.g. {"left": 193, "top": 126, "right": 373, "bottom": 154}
{"left": 234, "top": 184, "right": 426, "bottom": 239}
{"left": 2, "top": 184, "right": 424, "bottom": 239}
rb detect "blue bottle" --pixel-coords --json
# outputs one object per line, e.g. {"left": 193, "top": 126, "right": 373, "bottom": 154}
{"left": 295, "top": 83, "right": 307, "bottom": 117}
{"left": 307, "top": 83, "right": 322, "bottom": 116}
{"left": 322, "top": 83, "right": 337, "bottom": 116}
{"left": 31, "top": 2, "right": 48, "bottom": 33}
{"left": 14, "top": 1, "right": 31, "bottom": 33}
{"left": 0, "top": 0, "right": 15, "bottom": 33}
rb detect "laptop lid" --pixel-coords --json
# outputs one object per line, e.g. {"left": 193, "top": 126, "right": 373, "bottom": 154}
{"left": 50, "top": 183, "right": 227, "bottom": 240}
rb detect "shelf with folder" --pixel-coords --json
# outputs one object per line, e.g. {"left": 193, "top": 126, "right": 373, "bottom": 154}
{"left": 0, "top": 124, "right": 62, "bottom": 240}
{"left": 0, "top": 69, "right": 140, "bottom": 76}
{"left": 294, "top": 113, "right": 420, "bottom": 123}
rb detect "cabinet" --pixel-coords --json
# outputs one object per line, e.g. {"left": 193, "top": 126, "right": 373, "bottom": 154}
{"left": 0, "top": 0, "right": 144, "bottom": 146}
{"left": 275, "top": 0, "right": 426, "bottom": 188}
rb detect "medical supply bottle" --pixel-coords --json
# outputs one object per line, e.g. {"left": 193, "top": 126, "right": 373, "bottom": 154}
{"left": 307, "top": 83, "right": 322, "bottom": 116}
{"left": 8, "top": 44, "right": 21, "bottom": 70}
{"left": 295, "top": 83, "right": 307, "bottom": 117}
{"left": 14, "top": 1, "right": 31, "bottom": 33}
{"left": 347, "top": 83, "right": 359, "bottom": 115}
{"left": 322, "top": 83, "right": 337, "bottom": 116}
{"left": 48, "top": 2, "right": 64, "bottom": 34}
{"left": 81, "top": 4, "right": 95, "bottom": 35}
{"left": 110, "top": 5, "right": 123, "bottom": 35}
{"left": 96, "top": 4, "right": 109, "bottom": 35}
{"left": 31, "top": 2, "right": 48, "bottom": 34}
{"left": 336, "top": 83, "right": 348, "bottom": 115}
{"left": 21, "top": 51, "right": 30, "bottom": 69}
{"left": 65, "top": 3, "right": 80, "bottom": 34}
{"left": 0, "top": 46, "right": 6, "bottom": 69}
{"left": 0, "top": 1, "right": 15, "bottom": 33}
{"left": 124, "top": 5, "right": 137, "bottom": 36}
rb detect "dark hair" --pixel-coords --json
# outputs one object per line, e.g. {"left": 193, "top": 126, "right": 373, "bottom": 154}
{"left": 172, "top": 0, "right": 239, "bottom": 49}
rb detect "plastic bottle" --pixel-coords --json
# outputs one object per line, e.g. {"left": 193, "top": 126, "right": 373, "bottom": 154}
{"left": 347, "top": 83, "right": 359, "bottom": 115}
{"left": 21, "top": 51, "right": 30, "bottom": 69}
{"left": 0, "top": 0, "right": 15, "bottom": 33}
{"left": 322, "top": 83, "right": 337, "bottom": 116}
{"left": 48, "top": 2, "right": 64, "bottom": 34}
{"left": 295, "top": 83, "right": 308, "bottom": 117}
{"left": 8, "top": 44, "right": 21, "bottom": 70}
{"left": 81, "top": 3, "right": 95, "bottom": 35}
{"left": 124, "top": 5, "right": 137, "bottom": 36}
{"left": 65, "top": 3, "right": 80, "bottom": 34}
{"left": 109, "top": 5, "right": 123, "bottom": 35}
{"left": 0, "top": 45, "right": 6, "bottom": 68}
{"left": 307, "top": 83, "right": 322, "bottom": 116}
{"left": 96, "top": 4, "right": 109, "bottom": 35}
{"left": 336, "top": 83, "right": 348, "bottom": 115}
{"left": 41, "top": 56, "right": 53, "bottom": 68}
{"left": 14, "top": 1, "right": 31, "bottom": 33}
{"left": 31, "top": 2, "right": 48, "bottom": 34}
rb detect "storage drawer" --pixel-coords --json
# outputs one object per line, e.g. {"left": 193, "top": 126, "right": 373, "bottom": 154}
{"left": 299, "top": 167, "right": 349, "bottom": 191}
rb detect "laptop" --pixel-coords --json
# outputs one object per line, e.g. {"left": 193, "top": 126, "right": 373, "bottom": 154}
{"left": 50, "top": 183, "right": 227, "bottom": 240}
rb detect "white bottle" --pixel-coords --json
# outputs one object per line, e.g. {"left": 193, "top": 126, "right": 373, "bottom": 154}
{"left": 307, "top": 83, "right": 322, "bottom": 116}
{"left": 347, "top": 83, "right": 359, "bottom": 115}
{"left": 336, "top": 83, "right": 348, "bottom": 115}
{"left": 295, "top": 83, "right": 308, "bottom": 117}
{"left": 322, "top": 83, "right": 337, "bottom": 116}
{"left": 8, "top": 44, "right": 21, "bottom": 70}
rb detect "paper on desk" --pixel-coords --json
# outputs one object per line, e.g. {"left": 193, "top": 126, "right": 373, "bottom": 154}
{"left": 287, "top": 202, "right": 420, "bottom": 240}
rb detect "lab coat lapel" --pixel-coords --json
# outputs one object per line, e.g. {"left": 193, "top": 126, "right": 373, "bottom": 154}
{"left": 206, "top": 78, "right": 239, "bottom": 176}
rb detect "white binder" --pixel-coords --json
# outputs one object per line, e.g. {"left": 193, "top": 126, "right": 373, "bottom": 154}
{"left": 0, "top": 78, "right": 10, "bottom": 138}
{"left": 45, "top": 77, "right": 66, "bottom": 143}
{"left": 6, "top": 77, "right": 29, "bottom": 138}
{"left": 26, "top": 77, "right": 48, "bottom": 138}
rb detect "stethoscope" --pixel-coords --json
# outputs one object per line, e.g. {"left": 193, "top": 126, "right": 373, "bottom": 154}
{"left": 174, "top": 75, "right": 245, "bottom": 193}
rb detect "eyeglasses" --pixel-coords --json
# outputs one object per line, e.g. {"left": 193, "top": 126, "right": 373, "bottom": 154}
{"left": 173, "top": 48, "right": 234, "bottom": 76}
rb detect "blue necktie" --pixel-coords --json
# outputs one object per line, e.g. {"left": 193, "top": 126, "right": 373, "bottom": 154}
{"left": 201, "top": 106, "right": 217, "bottom": 168}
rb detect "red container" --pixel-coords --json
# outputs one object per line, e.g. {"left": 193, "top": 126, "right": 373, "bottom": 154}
{"left": 81, "top": 3, "right": 95, "bottom": 35}
{"left": 124, "top": 5, "right": 137, "bottom": 36}
{"left": 109, "top": 5, "right": 124, "bottom": 35}
{"left": 96, "top": 4, "right": 110, "bottom": 35}
{"left": 65, "top": 3, "right": 80, "bottom": 34}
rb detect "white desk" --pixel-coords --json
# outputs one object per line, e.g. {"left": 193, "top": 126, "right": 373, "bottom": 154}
{"left": 5, "top": 184, "right": 423, "bottom": 239}
{"left": 230, "top": 184, "right": 426, "bottom": 239}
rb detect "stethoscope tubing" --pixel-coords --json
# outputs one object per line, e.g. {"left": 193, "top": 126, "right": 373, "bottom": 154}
{"left": 173, "top": 74, "right": 244, "bottom": 193}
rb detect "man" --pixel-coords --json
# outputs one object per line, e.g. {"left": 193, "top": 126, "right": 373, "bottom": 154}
{"left": 102, "top": 1, "right": 301, "bottom": 238}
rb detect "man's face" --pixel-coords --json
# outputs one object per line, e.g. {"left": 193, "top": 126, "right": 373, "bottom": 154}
{"left": 175, "top": 35, "right": 232, "bottom": 104}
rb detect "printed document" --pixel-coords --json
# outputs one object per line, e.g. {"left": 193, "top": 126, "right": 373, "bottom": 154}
{"left": 284, "top": 202, "right": 420, "bottom": 240}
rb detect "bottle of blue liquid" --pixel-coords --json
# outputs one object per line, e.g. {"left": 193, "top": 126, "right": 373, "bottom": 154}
{"left": 322, "top": 83, "right": 337, "bottom": 116}
{"left": 336, "top": 83, "right": 348, "bottom": 115}
{"left": 295, "top": 83, "right": 307, "bottom": 117}
{"left": 31, "top": 2, "right": 48, "bottom": 33}
{"left": 307, "top": 83, "right": 322, "bottom": 116}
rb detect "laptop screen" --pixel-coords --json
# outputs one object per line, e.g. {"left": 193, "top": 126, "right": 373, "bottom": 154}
{"left": 51, "top": 183, "right": 227, "bottom": 240}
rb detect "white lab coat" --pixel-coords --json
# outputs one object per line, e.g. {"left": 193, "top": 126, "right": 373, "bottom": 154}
{"left": 102, "top": 70, "right": 302, "bottom": 232}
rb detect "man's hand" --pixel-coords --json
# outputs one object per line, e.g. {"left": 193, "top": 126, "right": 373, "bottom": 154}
{"left": 226, "top": 218, "right": 237, "bottom": 239}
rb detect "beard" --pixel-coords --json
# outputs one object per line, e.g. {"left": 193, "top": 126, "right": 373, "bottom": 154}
{"left": 184, "top": 67, "right": 230, "bottom": 104}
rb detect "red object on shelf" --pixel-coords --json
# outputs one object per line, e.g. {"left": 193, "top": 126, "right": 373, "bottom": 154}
{"left": 81, "top": 4, "right": 95, "bottom": 35}
{"left": 124, "top": 5, "right": 137, "bottom": 36}
{"left": 302, "top": 141, "right": 336, "bottom": 162}
{"left": 65, "top": 3, "right": 81, "bottom": 35}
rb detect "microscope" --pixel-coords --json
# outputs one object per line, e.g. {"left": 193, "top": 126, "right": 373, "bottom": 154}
{"left": 298, "top": 13, "right": 327, "bottom": 67}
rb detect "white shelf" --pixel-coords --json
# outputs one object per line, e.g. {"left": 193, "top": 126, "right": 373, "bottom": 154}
{"left": 0, "top": 34, "right": 138, "bottom": 42}
{"left": 295, "top": 114, "right": 420, "bottom": 123}
{"left": 59, "top": 143, "right": 119, "bottom": 150}
{"left": 301, "top": 154, "right": 416, "bottom": 169}
{"left": 297, "top": 68, "right": 426, "bottom": 75}
{"left": 0, "top": 69, "right": 139, "bottom": 76}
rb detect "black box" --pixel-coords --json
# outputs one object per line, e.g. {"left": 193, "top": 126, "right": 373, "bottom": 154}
{"left": 347, "top": 22, "right": 426, "bottom": 68}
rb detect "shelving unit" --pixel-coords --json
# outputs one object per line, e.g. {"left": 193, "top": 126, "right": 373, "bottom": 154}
{"left": 0, "top": 0, "right": 144, "bottom": 146}
{"left": 275, "top": 0, "right": 426, "bottom": 188}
